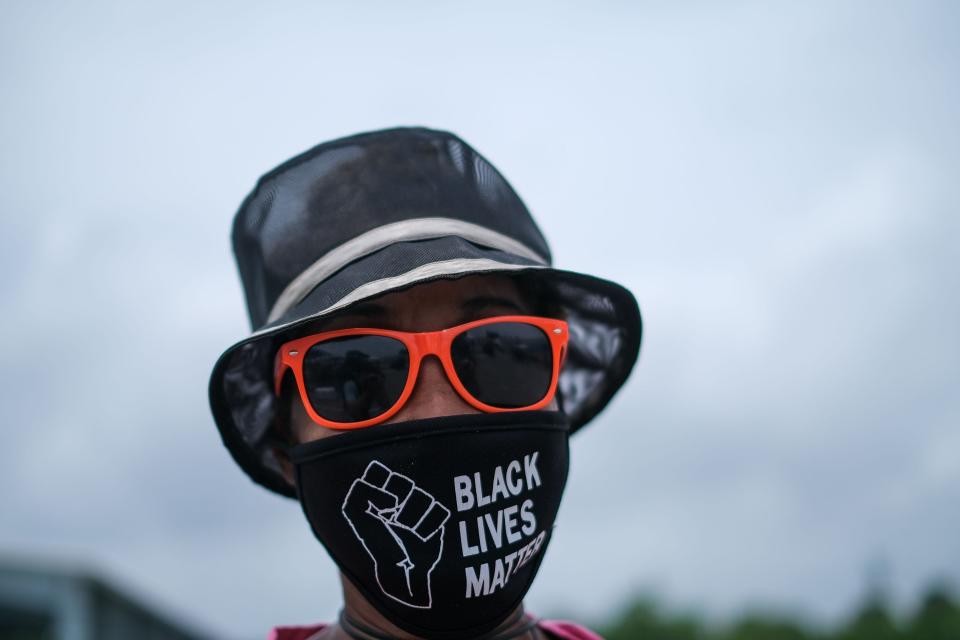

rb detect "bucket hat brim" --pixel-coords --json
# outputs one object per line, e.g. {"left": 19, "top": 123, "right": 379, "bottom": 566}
{"left": 209, "top": 235, "right": 641, "bottom": 498}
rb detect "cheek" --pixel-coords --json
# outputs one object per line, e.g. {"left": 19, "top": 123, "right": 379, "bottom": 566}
{"left": 290, "top": 398, "right": 341, "bottom": 443}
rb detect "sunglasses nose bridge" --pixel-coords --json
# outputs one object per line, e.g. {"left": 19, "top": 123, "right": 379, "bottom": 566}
{"left": 410, "top": 331, "right": 457, "bottom": 388}
{"left": 413, "top": 331, "right": 445, "bottom": 357}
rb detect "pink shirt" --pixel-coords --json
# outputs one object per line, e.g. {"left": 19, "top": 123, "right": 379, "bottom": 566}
{"left": 269, "top": 620, "right": 603, "bottom": 640}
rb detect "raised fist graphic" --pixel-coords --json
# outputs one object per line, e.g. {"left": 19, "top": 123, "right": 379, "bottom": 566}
{"left": 342, "top": 461, "right": 451, "bottom": 608}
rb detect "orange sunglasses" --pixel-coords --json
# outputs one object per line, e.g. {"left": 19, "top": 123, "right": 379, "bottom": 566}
{"left": 274, "top": 315, "right": 568, "bottom": 429}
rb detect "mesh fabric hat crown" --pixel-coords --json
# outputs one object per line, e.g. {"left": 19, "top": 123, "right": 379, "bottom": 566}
{"left": 208, "top": 127, "right": 642, "bottom": 497}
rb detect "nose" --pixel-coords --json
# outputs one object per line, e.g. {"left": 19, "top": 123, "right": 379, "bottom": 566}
{"left": 387, "top": 355, "right": 479, "bottom": 423}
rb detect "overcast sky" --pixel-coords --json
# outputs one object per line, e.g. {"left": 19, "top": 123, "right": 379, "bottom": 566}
{"left": 1, "top": 1, "right": 958, "bottom": 638}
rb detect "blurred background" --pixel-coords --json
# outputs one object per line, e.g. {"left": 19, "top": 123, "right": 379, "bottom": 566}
{"left": 1, "top": 1, "right": 958, "bottom": 638}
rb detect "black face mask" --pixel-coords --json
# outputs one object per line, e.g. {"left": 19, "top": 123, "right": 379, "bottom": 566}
{"left": 288, "top": 410, "right": 570, "bottom": 640}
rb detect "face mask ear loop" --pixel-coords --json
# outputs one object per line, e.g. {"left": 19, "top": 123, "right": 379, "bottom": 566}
{"left": 289, "top": 450, "right": 304, "bottom": 501}
{"left": 338, "top": 608, "right": 542, "bottom": 640}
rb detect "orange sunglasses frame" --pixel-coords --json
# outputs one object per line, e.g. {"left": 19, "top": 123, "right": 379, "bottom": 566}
{"left": 274, "top": 315, "right": 569, "bottom": 430}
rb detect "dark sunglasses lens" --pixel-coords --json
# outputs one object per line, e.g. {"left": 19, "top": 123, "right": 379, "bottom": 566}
{"left": 302, "top": 335, "right": 409, "bottom": 423}
{"left": 451, "top": 322, "right": 553, "bottom": 408}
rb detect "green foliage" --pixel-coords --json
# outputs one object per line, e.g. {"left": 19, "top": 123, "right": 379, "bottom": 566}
{"left": 601, "top": 598, "right": 704, "bottom": 640}
{"left": 834, "top": 594, "right": 901, "bottom": 640}
{"left": 598, "top": 582, "right": 960, "bottom": 640}
{"left": 904, "top": 584, "right": 960, "bottom": 640}
{"left": 718, "top": 614, "right": 814, "bottom": 640}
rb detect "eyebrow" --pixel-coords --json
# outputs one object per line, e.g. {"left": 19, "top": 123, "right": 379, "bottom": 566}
{"left": 314, "top": 294, "right": 527, "bottom": 333}
{"left": 461, "top": 295, "right": 526, "bottom": 314}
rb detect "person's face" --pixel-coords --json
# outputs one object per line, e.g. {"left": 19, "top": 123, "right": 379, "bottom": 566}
{"left": 282, "top": 273, "right": 560, "bottom": 448}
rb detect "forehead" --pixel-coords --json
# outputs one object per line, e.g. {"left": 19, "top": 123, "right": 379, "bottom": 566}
{"left": 308, "top": 272, "right": 531, "bottom": 333}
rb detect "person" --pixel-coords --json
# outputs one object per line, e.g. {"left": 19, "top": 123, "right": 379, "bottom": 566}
{"left": 208, "top": 127, "right": 643, "bottom": 640}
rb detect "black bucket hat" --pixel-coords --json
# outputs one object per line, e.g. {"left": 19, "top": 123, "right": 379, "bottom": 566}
{"left": 208, "top": 127, "right": 642, "bottom": 498}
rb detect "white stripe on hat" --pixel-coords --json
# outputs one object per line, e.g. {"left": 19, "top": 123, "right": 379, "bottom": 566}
{"left": 266, "top": 217, "right": 549, "bottom": 323}
{"left": 254, "top": 257, "right": 546, "bottom": 338}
